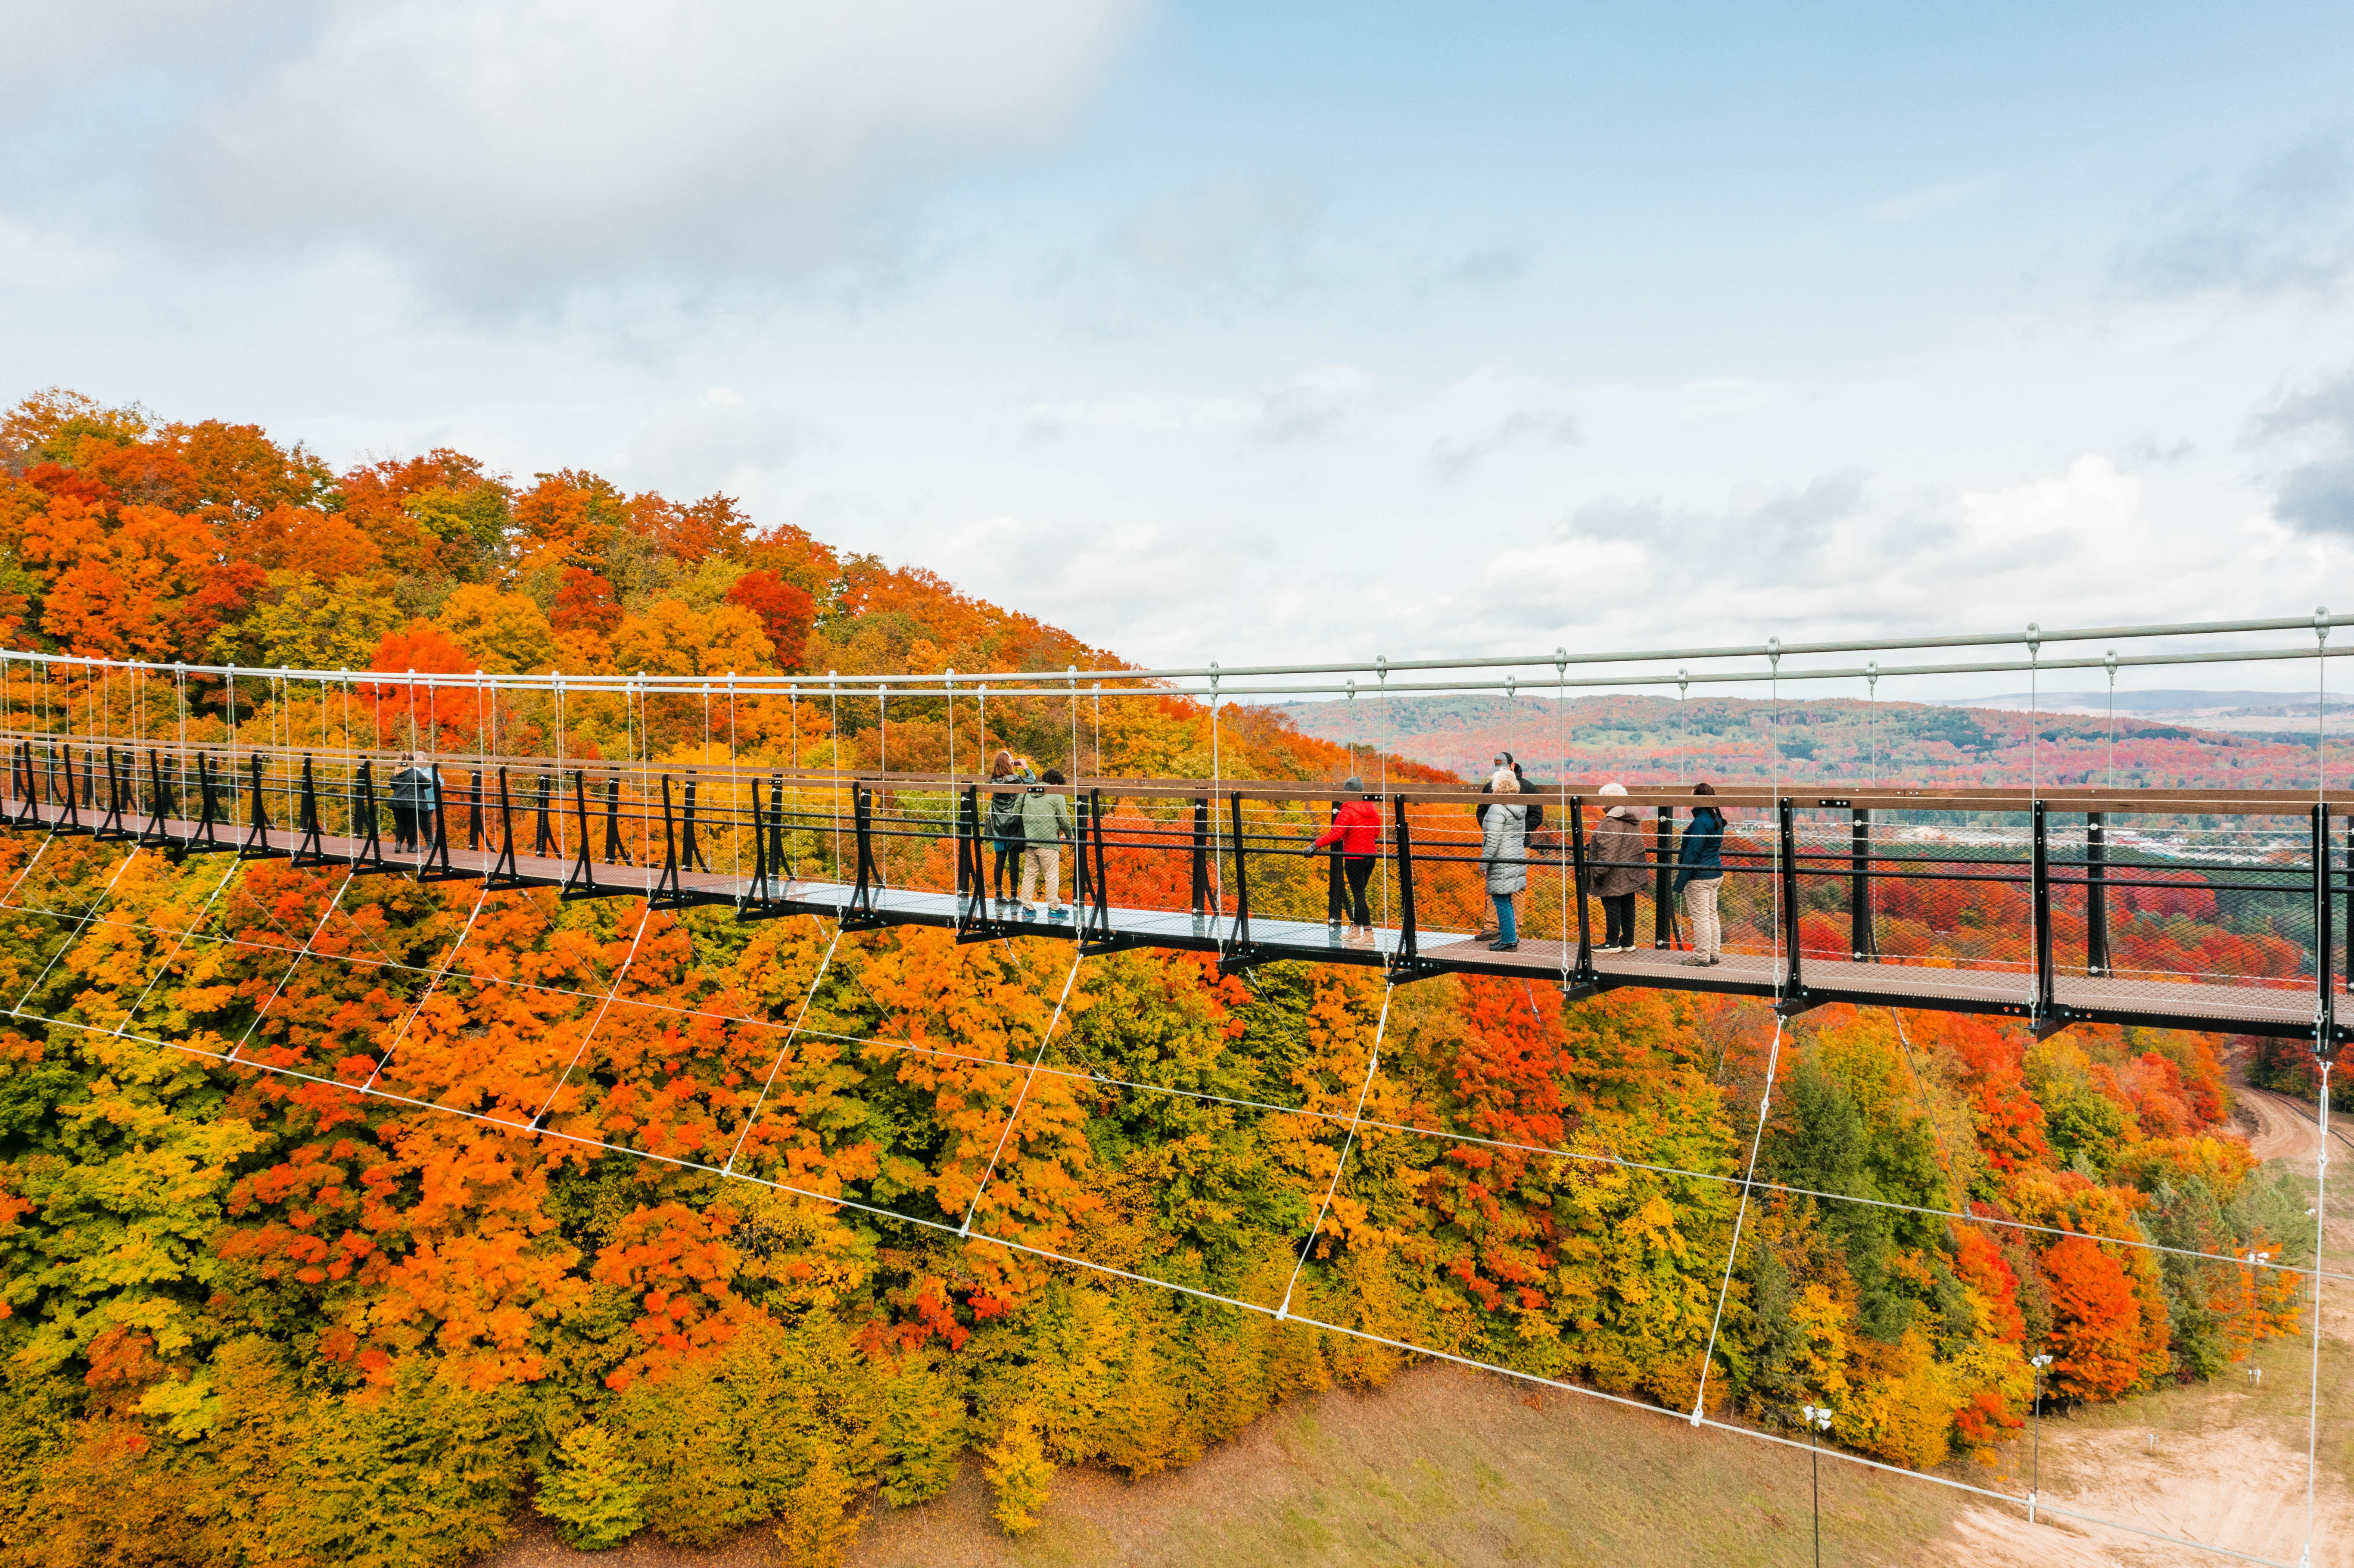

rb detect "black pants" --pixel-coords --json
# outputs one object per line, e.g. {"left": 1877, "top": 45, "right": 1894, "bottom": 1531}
{"left": 1601, "top": 893, "right": 1637, "bottom": 949}
{"left": 391, "top": 804, "right": 419, "bottom": 852}
{"left": 993, "top": 840, "right": 1020, "bottom": 897}
{"left": 1336, "top": 856, "right": 1373, "bottom": 925}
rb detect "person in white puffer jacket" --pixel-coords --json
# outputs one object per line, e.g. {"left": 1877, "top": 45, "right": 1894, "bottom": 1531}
{"left": 1479, "top": 768, "right": 1526, "bottom": 952}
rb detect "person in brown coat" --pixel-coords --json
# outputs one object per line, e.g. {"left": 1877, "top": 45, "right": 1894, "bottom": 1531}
{"left": 1590, "top": 781, "right": 1648, "bottom": 954}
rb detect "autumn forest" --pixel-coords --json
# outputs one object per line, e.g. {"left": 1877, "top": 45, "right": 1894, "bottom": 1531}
{"left": 0, "top": 390, "right": 2321, "bottom": 1565}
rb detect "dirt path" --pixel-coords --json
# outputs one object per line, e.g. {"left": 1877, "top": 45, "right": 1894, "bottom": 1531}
{"left": 2235, "top": 1082, "right": 2345, "bottom": 1164}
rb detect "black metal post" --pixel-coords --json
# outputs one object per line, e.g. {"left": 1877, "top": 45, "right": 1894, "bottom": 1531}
{"left": 563, "top": 771, "right": 599, "bottom": 899}
{"left": 2318, "top": 803, "right": 2335, "bottom": 1057}
{"left": 291, "top": 755, "right": 327, "bottom": 862}
{"left": 1567, "top": 794, "right": 1594, "bottom": 977}
{"left": 2085, "top": 810, "right": 2111, "bottom": 979}
{"left": 769, "top": 778, "right": 785, "bottom": 884}
{"left": 1189, "top": 796, "right": 1212, "bottom": 919}
{"left": 94, "top": 748, "right": 131, "bottom": 840}
{"left": 2032, "top": 800, "right": 2055, "bottom": 1026}
{"left": 654, "top": 775, "right": 683, "bottom": 905}
{"left": 680, "top": 779, "right": 709, "bottom": 873}
{"left": 534, "top": 772, "right": 556, "bottom": 857}
{"left": 489, "top": 768, "right": 520, "bottom": 885}
{"left": 1325, "top": 798, "right": 1345, "bottom": 924}
{"left": 1849, "top": 806, "right": 1875, "bottom": 961}
{"left": 1227, "top": 790, "right": 1252, "bottom": 958}
{"left": 194, "top": 754, "right": 218, "bottom": 845}
{"left": 1777, "top": 798, "right": 1804, "bottom": 1012}
{"left": 1089, "top": 787, "right": 1112, "bottom": 941}
{"left": 1392, "top": 793, "right": 1420, "bottom": 972}
{"left": 423, "top": 766, "right": 454, "bottom": 880}
{"left": 145, "top": 751, "right": 174, "bottom": 843}
{"left": 849, "top": 783, "right": 881, "bottom": 919}
{"left": 1653, "top": 806, "right": 1675, "bottom": 948}
{"left": 604, "top": 776, "right": 629, "bottom": 866}
{"left": 242, "top": 752, "right": 272, "bottom": 856}
{"left": 955, "top": 785, "right": 979, "bottom": 905}
{"left": 352, "top": 761, "right": 386, "bottom": 868}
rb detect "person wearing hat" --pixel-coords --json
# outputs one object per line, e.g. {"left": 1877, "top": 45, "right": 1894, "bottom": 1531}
{"left": 1306, "top": 776, "right": 1383, "bottom": 947}
{"left": 1479, "top": 766, "right": 1527, "bottom": 952}
{"left": 1590, "top": 781, "right": 1647, "bottom": 954}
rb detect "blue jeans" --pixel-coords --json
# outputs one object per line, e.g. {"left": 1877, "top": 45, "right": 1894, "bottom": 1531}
{"left": 1492, "top": 893, "right": 1517, "bottom": 943}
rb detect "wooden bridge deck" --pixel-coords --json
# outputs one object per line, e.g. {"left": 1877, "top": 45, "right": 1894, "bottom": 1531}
{"left": 5, "top": 813, "right": 2330, "bottom": 1045}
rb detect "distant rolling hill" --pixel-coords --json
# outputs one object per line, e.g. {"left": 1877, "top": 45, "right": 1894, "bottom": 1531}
{"left": 1274, "top": 692, "right": 2332, "bottom": 790}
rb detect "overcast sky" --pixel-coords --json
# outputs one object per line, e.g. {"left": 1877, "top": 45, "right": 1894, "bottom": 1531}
{"left": 6, "top": 2, "right": 2354, "bottom": 698}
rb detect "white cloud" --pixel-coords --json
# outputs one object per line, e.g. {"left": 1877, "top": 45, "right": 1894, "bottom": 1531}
{"left": 623, "top": 388, "right": 806, "bottom": 495}
{"left": 1045, "top": 172, "right": 1327, "bottom": 334}
{"left": 106, "top": 0, "right": 1146, "bottom": 310}
{"left": 1871, "top": 174, "right": 1996, "bottom": 224}
{"left": 1021, "top": 365, "right": 1374, "bottom": 446}
{"left": 2117, "top": 129, "right": 2354, "bottom": 299}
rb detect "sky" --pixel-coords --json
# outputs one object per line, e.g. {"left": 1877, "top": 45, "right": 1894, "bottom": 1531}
{"left": 6, "top": 1, "right": 2354, "bottom": 702}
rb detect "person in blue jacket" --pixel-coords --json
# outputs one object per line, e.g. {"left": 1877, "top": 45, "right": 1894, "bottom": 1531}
{"left": 1671, "top": 781, "right": 1726, "bottom": 966}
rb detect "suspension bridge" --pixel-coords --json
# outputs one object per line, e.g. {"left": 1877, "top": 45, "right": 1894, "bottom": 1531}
{"left": 0, "top": 610, "right": 2344, "bottom": 1566}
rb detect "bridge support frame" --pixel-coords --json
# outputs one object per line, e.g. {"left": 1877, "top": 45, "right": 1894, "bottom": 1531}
{"left": 94, "top": 748, "right": 133, "bottom": 843}
{"left": 1850, "top": 806, "right": 1876, "bottom": 962}
{"left": 2085, "top": 810, "right": 2111, "bottom": 977}
{"left": 840, "top": 783, "right": 887, "bottom": 930}
{"left": 240, "top": 753, "right": 281, "bottom": 859}
{"left": 1387, "top": 794, "right": 1443, "bottom": 983}
{"left": 1217, "top": 790, "right": 1267, "bottom": 976}
{"left": 1567, "top": 793, "right": 1595, "bottom": 985}
{"left": 1773, "top": 798, "right": 1817, "bottom": 1018}
{"left": 2318, "top": 803, "right": 2338, "bottom": 1061}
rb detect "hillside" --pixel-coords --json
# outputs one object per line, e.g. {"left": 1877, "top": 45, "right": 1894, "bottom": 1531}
{"left": 1280, "top": 692, "right": 2330, "bottom": 790}
{"left": 0, "top": 388, "right": 2318, "bottom": 1568}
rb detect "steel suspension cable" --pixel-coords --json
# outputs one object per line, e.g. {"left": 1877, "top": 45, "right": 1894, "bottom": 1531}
{"left": 1277, "top": 983, "right": 1393, "bottom": 1320}
{"left": 960, "top": 946, "right": 1088, "bottom": 1235}
{"left": 1691, "top": 1013, "right": 1788, "bottom": 1423}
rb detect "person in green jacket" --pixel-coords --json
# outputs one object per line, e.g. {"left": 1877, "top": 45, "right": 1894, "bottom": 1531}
{"left": 1018, "top": 768, "right": 1075, "bottom": 920}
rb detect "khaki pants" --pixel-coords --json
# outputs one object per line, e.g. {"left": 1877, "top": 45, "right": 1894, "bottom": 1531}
{"left": 1019, "top": 846, "right": 1060, "bottom": 906}
{"left": 1686, "top": 878, "right": 1722, "bottom": 958}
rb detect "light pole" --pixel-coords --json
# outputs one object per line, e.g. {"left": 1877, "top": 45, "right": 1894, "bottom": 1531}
{"left": 2027, "top": 1353, "right": 2053, "bottom": 1523}
{"left": 1800, "top": 1403, "right": 1834, "bottom": 1566}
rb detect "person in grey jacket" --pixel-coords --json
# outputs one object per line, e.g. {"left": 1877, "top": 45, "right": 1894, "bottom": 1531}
{"left": 389, "top": 753, "right": 438, "bottom": 853}
{"left": 1479, "top": 768, "right": 1527, "bottom": 952}
{"left": 1018, "top": 768, "right": 1075, "bottom": 920}
{"left": 1590, "top": 780, "right": 1647, "bottom": 954}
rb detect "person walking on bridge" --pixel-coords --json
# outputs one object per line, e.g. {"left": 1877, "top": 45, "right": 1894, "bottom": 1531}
{"left": 389, "top": 753, "right": 438, "bottom": 854}
{"left": 1672, "top": 782, "right": 1726, "bottom": 966}
{"left": 1308, "top": 776, "right": 1382, "bottom": 948}
{"left": 1019, "top": 768, "right": 1074, "bottom": 921}
{"left": 987, "top": 750, "right": 1029, "bottom": 911}
{"left": 1591, "top": 781, "right": 1646, "bottom": 954}
{"left": 1481, "top": 768, "right": 1527, "bottom": 952}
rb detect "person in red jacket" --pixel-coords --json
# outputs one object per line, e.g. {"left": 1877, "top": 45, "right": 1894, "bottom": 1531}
{"left": 1306, "top": 776, "right": 1383, "bottom": 946}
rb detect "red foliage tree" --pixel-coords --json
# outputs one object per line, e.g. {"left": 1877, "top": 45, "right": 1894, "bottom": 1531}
{"left": 551, "top": 566, "right": 623, "bottom": 636}
{"left": 724, "top": 569, "right": 816, "bottom": 670}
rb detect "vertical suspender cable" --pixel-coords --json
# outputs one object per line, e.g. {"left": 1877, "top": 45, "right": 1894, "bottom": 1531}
{"left": 1557, "top": 648, "right": 1570, "bottom": 988}
{"left": 1277, "top": 983, "right": 1393, "bottom": 1319}
{"left": 1693, "top": 1013, "right": 1787, "bottom": 1423}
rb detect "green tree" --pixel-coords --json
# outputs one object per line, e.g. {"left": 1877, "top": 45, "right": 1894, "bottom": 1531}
{"left": 537, "top": 1423, "right": 646, "bottom": 1551}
